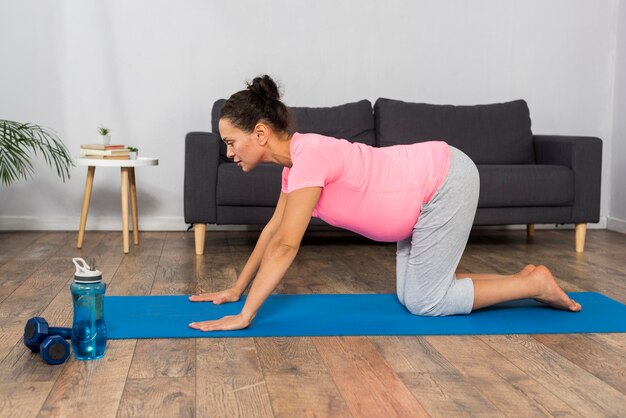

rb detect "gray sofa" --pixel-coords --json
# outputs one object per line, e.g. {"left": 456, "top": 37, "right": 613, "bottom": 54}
{"left": 185, "top": 98, "right": 602, "bottom": 255}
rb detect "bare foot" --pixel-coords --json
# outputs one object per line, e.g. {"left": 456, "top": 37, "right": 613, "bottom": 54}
{"left": 518, "top": 264, "right": 536, "bottom": 277}
{"left": 529, "top": 266, "right": 582, "bottom": 312}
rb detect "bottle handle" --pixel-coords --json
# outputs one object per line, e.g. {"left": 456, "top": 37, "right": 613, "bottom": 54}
{"left": 72, "top": 257, "right": 90, "bottom": 274}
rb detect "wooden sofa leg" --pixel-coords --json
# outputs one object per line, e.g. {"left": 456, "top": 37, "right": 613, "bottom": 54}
{"left": 194, "top": 223, "right": 206, "bottom": 255}
{"left": 527, "top": 224, "right": 535, "bottom": 238}
{"left": 575, "top": 223, "right": 587, "bottom": 253}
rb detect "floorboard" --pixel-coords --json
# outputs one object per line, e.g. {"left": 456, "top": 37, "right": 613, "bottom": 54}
{"left": 0, "top": 228, "right": 624, "bottom": 417}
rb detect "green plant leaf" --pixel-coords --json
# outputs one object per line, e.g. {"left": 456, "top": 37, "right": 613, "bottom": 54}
{"left": 0, "top": 120, "right": 74, "bottom": 187}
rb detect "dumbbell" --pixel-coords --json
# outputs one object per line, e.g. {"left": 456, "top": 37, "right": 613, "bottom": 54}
{"left": 23, "top": 317, "right": 71, "bottom": 365}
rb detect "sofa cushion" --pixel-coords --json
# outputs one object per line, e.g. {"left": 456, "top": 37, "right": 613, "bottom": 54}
{"left": 216, "top": 163, "right": 282, "bottom": 206}
{"left": 212, "top": 99, "right": 375, "bottom": 159}
{"left": 211, "top": 99, "right": 225, "bottom": 134}
{"left": 375, "top": 98, "right": 535, "bottom": 164}
{"left": 289, "top": 100, "right": 376, "bottom": 146}
{"left": 477, "top": 165, "right": 574, "bottom": 207}
{"left": 216, "top": 164, "right": 573, "bottom": 208}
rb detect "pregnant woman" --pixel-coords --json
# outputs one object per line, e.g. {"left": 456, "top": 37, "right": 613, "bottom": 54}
{"left": 189, "top": 75, "right": 581, "bottom": 332}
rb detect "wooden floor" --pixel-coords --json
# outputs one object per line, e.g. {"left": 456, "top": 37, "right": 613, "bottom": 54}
{"left": 0, "top": 229, "right": 625, "bottom": 417}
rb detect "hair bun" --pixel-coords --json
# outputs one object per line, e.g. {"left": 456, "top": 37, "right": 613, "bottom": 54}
{"left": 247, "top": 75, "right": 281, "bottom": 103}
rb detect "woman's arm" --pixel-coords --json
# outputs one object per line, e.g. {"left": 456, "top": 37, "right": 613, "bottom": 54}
{"left": 189, "top": 192, "right": 288, "bottom": 303}
{"left": 189, "top": 187, "right": 322, "bottom": 331}
{"left": 231, "top": 191, "right": 289, "bottom": 295}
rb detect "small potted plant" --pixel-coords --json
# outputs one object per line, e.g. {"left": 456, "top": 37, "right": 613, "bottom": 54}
{"left": 98, "top": 126, "right": 111, "bottom": 145}
{"left": 127, "top": 146, "right": 138, "bottom": 160}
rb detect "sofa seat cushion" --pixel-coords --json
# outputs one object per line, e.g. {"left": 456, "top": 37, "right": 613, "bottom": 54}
{"left": 216, "top": 163, "right": 282, "bottom": 206}
{"left": 375, "top": 98, "right": 535, "bottom": 164}
{"left": 217, "top": 162, "right": 573, "bottom": 209}
{"left": 477, "top": 165, "right": 574, "bottom": 207}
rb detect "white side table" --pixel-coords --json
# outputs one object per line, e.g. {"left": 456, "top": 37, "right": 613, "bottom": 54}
{"left": 75, "top": 157, "right": 159, "bottom": 254}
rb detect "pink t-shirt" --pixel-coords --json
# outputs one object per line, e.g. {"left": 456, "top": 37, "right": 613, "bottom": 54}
{"left": 281, "top": 133, "right": 451, "bottom": 242}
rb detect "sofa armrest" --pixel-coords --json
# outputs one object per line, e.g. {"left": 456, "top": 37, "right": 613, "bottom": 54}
{"left": 184, "top": 131, "right": 221, "bottom": 224}
{"left": 534, "top": 135, "right": 602, "bottom": 223}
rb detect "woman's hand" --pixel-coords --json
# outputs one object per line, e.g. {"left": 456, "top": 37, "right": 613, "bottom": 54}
{"left": 189, "top": 313, "right": 251, "bottom": 332}
{"left": 188, "top": 287, "right": 241, "bottom": 304}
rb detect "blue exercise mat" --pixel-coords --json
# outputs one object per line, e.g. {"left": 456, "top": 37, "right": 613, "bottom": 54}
{"left": 104, "top": 292, "right": 626, "bottom": 339}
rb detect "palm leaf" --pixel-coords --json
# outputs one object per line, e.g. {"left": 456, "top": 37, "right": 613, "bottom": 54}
{"left": 0, "top": 120, "right": 74, "bottom": 187}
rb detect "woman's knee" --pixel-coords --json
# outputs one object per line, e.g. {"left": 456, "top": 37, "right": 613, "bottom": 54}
{"left": 404, "top": 281, "right": 474, "bottom": 317}
{"left": 404, "top": 296, "right": 442, "bottom": 317}
{"left": 406, "top": 299, "right": 463, "bottom": 317}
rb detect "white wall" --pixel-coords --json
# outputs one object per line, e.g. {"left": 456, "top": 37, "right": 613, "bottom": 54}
{"left": 0, "top": 0, "right": 618, "bottom": 231}
{"left": 609, "top": 0, "right": 626, "bottom": 234}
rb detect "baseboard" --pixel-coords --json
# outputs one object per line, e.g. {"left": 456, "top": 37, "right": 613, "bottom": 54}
{"left": 0, "top": 215, "right": 609, "bottom": 231}
{"left": 607, "top": 216, "right": 626, "bottom": 234}
{"left": 0, "top": 216, "right": 191, "bottom": 231}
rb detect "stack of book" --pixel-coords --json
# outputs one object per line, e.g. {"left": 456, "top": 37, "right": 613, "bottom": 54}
{"left": 80, "top": 144, "right": 130, "bottom": 160}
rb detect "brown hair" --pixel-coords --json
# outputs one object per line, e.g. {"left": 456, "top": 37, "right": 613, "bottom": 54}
{"left": 220, "top": 75, "right": 294, "bottom": 134}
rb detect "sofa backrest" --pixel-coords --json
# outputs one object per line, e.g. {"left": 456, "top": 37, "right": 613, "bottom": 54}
{"left": 212, "top": 99, "right": 376, "bottom": 159}
{"left": 374, "top": 98, "right": 535, "bottom": 164}
{"left": 290, "top": 100, "right": 376, "bottom": 146}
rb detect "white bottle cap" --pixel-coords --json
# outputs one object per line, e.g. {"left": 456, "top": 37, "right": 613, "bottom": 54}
{"left": 72, "top": 257, "right": 103, "bottom": 283}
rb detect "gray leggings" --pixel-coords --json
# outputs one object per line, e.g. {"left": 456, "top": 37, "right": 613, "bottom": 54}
{"left": 396, "top": 146, "right": 479, "bottom": 316}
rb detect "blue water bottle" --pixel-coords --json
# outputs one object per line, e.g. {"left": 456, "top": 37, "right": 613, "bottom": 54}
{"left": 71, "top": 258, "right": 107, "bottom": 360}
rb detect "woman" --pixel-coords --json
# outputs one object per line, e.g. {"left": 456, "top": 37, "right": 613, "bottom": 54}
{"left": 188, "top": 75, "right": 581, "bottom": 332}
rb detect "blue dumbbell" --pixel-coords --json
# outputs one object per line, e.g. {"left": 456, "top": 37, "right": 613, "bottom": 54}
{"left": 39, "top": 335, "right": 71, "bottom": 365}
{"left": 23, "top": 317, "right": 72, "bottom": 365}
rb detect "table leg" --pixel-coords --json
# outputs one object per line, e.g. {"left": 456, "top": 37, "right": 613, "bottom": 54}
{"left": 77, "top": 166, "right": 95, "bottom": 249}
{"left": 129, "top": 167, "right": 139, "bottom": 245}
{"left": 121, "top": 167, "right": 130, "bottom": 254}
